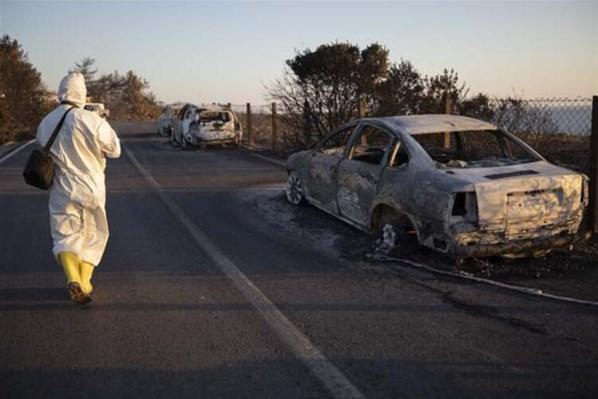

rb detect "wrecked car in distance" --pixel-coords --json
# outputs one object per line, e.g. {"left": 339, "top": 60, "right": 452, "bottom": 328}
{"left": 171, "top": 103, "right": 201, "bottom": 147}
{"left": 285, "top": 114, "right": 588, "bottom": 260}
{"left": 171, "top": 104, "right": 242, "bottom": 149}
{"left": 188, "top": 108, "right": 243, "bottom": 148}
{"left": 157, "top": 104, "right": 182, "bottom": 137}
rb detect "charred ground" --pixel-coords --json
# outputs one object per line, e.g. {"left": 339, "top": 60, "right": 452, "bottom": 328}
{"left": 240, "top": 188, "right": 598, "bottom": 302}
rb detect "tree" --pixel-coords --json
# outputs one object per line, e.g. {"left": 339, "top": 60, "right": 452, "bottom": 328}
{"left": 71, "top": 57, "right": 97, "bottom": 85}
{"left": 71, "top": 57, "right": 100, "bottom": 100}
{"left": 375, "top": 60, "right": 426, "bottom": 116}
{"left": 70, "top": 58, "right": 161, "bottom": 120}
{"left": 0, "top": 35, "right": 52, "bottom": 144}
{"left": 458, "top": 92, "right": 494, "bottom": 121}
{"left": 268, "top": 41, "right": 507, "bottom": 150}
{"left": 122, "top": 70, "right": 160, "bottom": 119}
{"left": 269, "top": 42, "right": 389, "bottom": 146}
{"left": 422, "top": 68, "right": 469, "bottom": 113}
{"left": 357, "top": 43, "right": 390, "bottom": 112}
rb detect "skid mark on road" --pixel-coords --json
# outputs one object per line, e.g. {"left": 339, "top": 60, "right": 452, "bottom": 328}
{"left": 124, "top": 145, "right": 365, "bottom": 399}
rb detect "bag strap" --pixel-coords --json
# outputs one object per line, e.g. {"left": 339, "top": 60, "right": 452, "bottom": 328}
{"left": 42, "top": 105, "right": 76, "bottom": 153}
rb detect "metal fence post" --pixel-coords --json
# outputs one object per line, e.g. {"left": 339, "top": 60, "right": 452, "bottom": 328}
{"left": 443, "top": 93, "right": 452, "bottom": 148}
{"left": 246, "top": 103, "right": 253, "bottom": 148}
{"left": 358, "top": 97, "right": 368, "bottom": 145}
{"left": 271, "top": 102, "right": 278, "bottom": 153}
{"left": 590, "top": 96, "right": 598, "bottom": 235}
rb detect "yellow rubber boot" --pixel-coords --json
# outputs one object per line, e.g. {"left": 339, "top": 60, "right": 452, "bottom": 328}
{"left": 58, "top": 252, "right": 81, "bottom": 284}
{"left": 80, "top": 262, "right": 95, "bottom": 295}
{"left": 58, "top": 252, "right": 91, "bottom": 305}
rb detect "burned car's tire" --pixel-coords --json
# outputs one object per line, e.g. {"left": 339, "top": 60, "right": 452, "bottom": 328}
{"left": 285, "top": 173, "right": 305, "bottom": 205}
{"left": 374, "top": 224, "right": 399, "bottom": 256}
{"left": 371, "top": 209, "right": 419, "bottom": 256}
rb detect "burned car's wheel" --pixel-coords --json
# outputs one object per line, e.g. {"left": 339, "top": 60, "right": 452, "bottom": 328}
{"left": 374, "top": 224, "right": 398, "bottom": 255}
{"left": 285, "top": 173, "right": 305, "bottom": 205}
{"left": 371, "top": 210, "right": 419, "bottom": 256}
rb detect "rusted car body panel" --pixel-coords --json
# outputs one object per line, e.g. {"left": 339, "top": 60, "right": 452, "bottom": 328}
{"left": 287, "top": 115, "right": 588, "bottom": 258}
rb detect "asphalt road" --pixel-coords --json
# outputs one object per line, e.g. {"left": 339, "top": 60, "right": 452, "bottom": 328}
{"left": 1, "top": 122, "right": 597, "bottom": 399}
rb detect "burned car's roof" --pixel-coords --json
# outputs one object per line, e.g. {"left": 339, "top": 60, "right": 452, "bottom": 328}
{"left": 377, "top": 114, "right": 497, "bottom": 135}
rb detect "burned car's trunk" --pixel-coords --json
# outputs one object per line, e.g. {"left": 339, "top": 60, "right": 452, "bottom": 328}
{"left": 189, "top": 110, "right": 242, "bottom": 146}
{"left": 406, "top": 129, "right": 588, "bottom": 257}
{"left": 446, "top": 164, "right": 587, "bottom": 257}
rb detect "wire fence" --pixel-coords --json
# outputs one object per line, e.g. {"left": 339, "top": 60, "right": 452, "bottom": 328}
{"left": 223, "top": 97, "right": 595, "bottom": 174}
{"left": 228, "top": 96, "right": 591, "bottom": 148}
{"left": 484, "top": 97, "right": 592, "bottom": 136}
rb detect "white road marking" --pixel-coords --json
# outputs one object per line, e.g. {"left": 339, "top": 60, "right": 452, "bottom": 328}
{"left": 124, "top": 145, "right": 365, "bottom": 399}
{"left": 0, "top": 139, "right": 34, "bottom": 166}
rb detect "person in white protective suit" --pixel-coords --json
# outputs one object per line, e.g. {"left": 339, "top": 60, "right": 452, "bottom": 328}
{"left": 36, "top": 72, "right": 120, "bottom": 305}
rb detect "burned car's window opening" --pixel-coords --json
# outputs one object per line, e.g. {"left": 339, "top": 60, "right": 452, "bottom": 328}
{"left": 320, "top": 127, "right": 354, "bottom": 157}
{"left": 200, "top": 111, "right": 232, "bottom": 124}
{"left": 412, "top": 130, "right": 540, "bottom": 168}
{"left": 349, "top": 125, "right": 394, "bottom": 166}
{"left": 390, "top": 143, "right": 409, "bottom": 167}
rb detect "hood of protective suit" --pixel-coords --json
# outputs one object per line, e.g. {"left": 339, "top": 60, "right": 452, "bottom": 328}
{"left": 58, "top": 72, "right": 87, "bottom": 106}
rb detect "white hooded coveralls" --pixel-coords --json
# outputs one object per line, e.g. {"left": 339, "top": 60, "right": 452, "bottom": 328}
{"left": 36, "top": 73, "right": 121, "bottom": 266}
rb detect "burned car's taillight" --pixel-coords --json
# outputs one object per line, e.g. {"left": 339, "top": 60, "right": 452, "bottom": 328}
{"left": 451, "top": 191, "right": 478, "bottom": 222}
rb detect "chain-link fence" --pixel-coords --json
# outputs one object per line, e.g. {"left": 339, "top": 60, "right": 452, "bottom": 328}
{"left": 229, "top": 97, "right": 593, "bottom": 172}
{"left": 484, "top": 97, "right": 592, "bottom": 135}
{"left": 471, "top": 98, "right": 592, "bottom": 174}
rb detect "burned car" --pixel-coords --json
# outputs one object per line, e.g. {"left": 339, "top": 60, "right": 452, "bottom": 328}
{"left": 285, "top": 115, "right": 588, "bottom": 259}
{"left": 171, "top": 104, "right": 200, "bottom": 147}
{"left": 187, "top": 108, "right": 243, "bottom": 148}
{"left": 171, "top": 105, "right": 242, "bottom": 149}
{"left": 157, "top": 104, "right": 181, "bottom": 137}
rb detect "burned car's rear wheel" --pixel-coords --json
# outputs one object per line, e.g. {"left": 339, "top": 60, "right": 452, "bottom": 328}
{"left": 285, "top": 173, "right": 305, "bottom": 205}
{"left": 371, "top": 208, "right": 419, "bottom": 256}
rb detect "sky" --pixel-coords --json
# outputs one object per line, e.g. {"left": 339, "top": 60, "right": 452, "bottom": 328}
{"left": 1, "top": 0, "right": 597, "bottom": 105}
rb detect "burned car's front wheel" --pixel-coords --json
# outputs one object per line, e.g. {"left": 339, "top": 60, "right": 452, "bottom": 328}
{"left": 285, "top": 172, "right": 305, "bottom": 205}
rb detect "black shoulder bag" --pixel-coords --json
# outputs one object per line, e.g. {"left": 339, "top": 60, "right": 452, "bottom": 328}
{"left": 23, "top": 106, "right": 75, "bottom": 190}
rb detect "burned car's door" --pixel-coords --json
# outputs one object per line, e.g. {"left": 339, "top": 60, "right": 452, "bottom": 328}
{"left": 305, "top": 126, "right": 356, "bottom": 213}
{"left": 336, "top": 124, "right": 396, "bottom": 227}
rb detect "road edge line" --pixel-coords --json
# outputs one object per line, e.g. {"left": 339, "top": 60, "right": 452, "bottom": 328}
{"left": 0, "top": 139, "right": 34, "bottom": 166}
{"left": 123, "top": 144, "right": 365, "bottom": 399}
